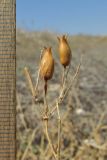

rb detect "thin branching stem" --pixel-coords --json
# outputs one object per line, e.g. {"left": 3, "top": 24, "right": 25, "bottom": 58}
{"left": 35, "top": 48, "right": 44, "bottom": 93}
{"left": 56, "top": 101, "right": 61, "bottom": 160}
{"left": 48, "top": 56, "right": 82, "bottom": 117}
{"left": 44, "top": 119, "right": 57, "bottom": 160}
{"left": 35, "top": 67, "right": 40, "bottom": 94}
{"left": 24, "top": 67, "right": 35, "bottom": 98}
{"left": 65, "top": 63, "right": 71, "bottom": 83}
{"left": 43, "top": 84, "right": 48, "bottom": 115}
{"left": 63, "top": 57, "right": 82, "bottom": 99}
{"left": 62, "top": 67, "right": 66, "bottom": 87}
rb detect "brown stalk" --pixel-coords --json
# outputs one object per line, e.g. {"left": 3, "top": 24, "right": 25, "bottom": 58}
{"left": 24, "top": 67, "right": 36, "bottom": 98}
{"left": 61, "top": 67, "right": 66, "bottom": 87}
{"left": 48, "top": 56, "right": 82, "bottom": 117}
{"left": 63, "top": 56, "right": 82, "bottom": 99}
{"left": 35, "top": 66, "right": 40, "bottom": 94}
{"left": 43, "top": 84, "right": 57, "bottom": 159}
{"left": 43, "top": 86, "right": 48, "bottom": 115}
{"left": 34, "top": 48, "right": 44, "bottom": 93}
{"left": 44, "top": 119, "right": 57, "bottom": 160}
{"left": 56, "top": 101, "right": 61, "bottom": 160}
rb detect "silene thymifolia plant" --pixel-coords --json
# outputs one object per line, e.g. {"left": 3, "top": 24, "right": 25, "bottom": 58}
{"left": 24, "top": 35, "right": 82, "bottom": 160}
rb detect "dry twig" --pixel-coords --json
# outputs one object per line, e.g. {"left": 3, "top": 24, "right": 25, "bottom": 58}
{"left": 24, "top": 67, "right": 36, "bottom": 98}
{"left": 44, "top": 119, "right": 57, "bottom": 160}
{"left": 48, "top": 56, "right": 82, "bottom": 117}
{"left": 56, "top": 101, "right": 61, "bottom": 160}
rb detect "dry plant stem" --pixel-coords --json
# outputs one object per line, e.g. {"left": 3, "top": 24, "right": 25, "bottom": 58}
{"left": 63, "top": 57, "right": 82, "bottom": 99}
{"left": 65, "top": 63, "right": 71, "bottom": 83}
{"left": 61, "top": 67, "right": 66, "bottom": 88}
{"left": 60, "top": 64, "right": 71, "bottom": 102}
{"left": 49, "top": 56, "right": 82, "bottom": 117}
{"left": 56, "top": 101, "right": 61, "bottom": 160}
{"left": 44, "top": 119, "right": 57, "bottom": 160}
{"left": 35, "top": 50, "right": 43, "bottom": 93}
{"left": 43, "top": 86, "right": 48, "bottom": 115}
{"left": 60, "top": 64, "right": 70, "bottom": 99}
{"left": 24, "top": 67, "right": 35, "bottom": 98}
{"left": 35, "top": 67, "right": 40, "bottom": 93}
{"left": 43, "top": 85, "right": 56, "bottom": 160}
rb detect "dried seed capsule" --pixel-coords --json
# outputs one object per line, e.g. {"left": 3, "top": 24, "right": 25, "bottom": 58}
{"left": 57, "top": 35, "right": 71, "bottom": 68}
{"left": 40, "top": 47, "right": 54, "bottom": 95}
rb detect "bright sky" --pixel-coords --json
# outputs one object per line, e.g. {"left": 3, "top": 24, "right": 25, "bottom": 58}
{"left": 17, "top": 0, "right": 107, "bottom": 35}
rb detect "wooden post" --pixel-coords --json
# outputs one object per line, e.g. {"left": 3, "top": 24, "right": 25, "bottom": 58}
{"left": 0, "top": 0, "right": 16, "bottom": 160}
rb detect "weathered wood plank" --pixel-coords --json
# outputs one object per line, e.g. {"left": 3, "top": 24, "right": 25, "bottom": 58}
{"left": 0, "top": 0, "right": 16, "bottom": 159}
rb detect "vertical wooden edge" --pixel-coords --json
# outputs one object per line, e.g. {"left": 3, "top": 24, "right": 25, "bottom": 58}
{"left": 14, "top": 0, "right": 16, "bottom": 159}
{"left": 0, "top": 0, "right": 16, "bottom": 159}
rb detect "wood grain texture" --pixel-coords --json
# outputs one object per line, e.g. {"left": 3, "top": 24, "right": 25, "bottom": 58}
{"left": 0, "top": 0, "right": 16, "bottom": 159}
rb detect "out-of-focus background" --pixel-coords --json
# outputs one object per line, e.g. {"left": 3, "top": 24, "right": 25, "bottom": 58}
{"left": 17, "top": 1, "right": 107, "bottom": 159}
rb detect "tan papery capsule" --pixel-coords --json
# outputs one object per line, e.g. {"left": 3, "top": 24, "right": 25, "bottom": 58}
{"left": 40, "top": 47, "right": 54, "bottom": 95}
{"left": 57, "top": 35, "right": 71, "bottom": 68}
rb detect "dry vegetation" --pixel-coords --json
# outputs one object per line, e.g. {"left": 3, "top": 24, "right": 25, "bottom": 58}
{"left": 17, "top": 29, "right": 107, "bottom": 160}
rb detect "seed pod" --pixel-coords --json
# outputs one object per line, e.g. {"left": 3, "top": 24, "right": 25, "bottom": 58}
{"left": 40, "top": 47, "right": 54, "bottom": 95}
{"left": 57, "top": 35, "right": 71, "bottom": 68}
